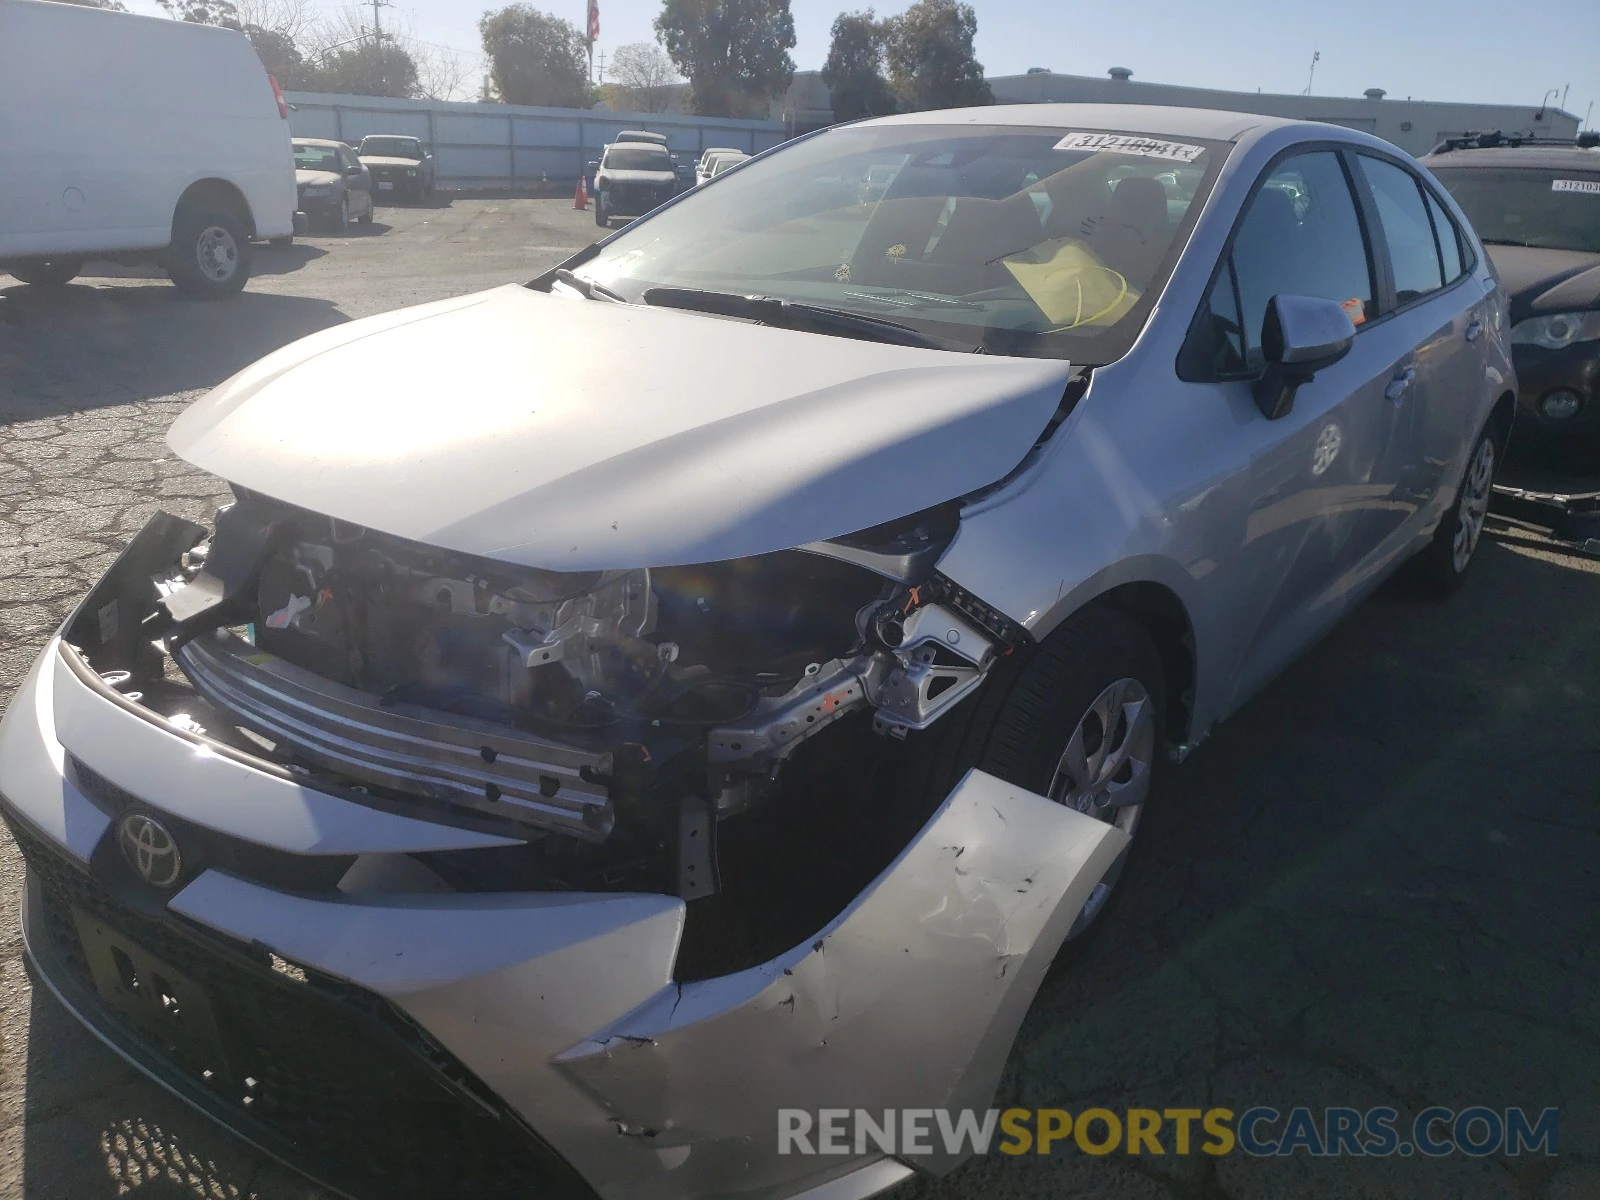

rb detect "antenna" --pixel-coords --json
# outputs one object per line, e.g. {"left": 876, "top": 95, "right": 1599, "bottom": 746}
{"left": 1304, "top": 47, "right": 1320, "bottom": 95}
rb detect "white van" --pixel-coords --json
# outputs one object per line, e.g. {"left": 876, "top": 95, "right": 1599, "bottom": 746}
{"left": 0, "top": 0, "right": 297, "bottom": 297}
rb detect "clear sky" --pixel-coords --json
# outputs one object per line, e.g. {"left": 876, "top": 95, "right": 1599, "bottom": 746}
{"left": 125, "top": 0, "right": 1599, "bottom": 125}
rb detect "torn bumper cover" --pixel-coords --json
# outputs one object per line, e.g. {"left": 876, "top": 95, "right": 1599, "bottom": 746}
{"left": 1, "top": 633, "right": 1125, "bottom": 1200}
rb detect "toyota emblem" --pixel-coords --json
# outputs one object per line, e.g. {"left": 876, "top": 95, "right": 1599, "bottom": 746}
{"left": 117, "top": 813, "right": 182, "bottom": 888}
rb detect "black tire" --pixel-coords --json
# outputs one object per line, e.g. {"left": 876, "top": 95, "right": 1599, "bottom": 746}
{"left": 919, "top": 606, "right": 1167, "bottom": 957}
{"left": 330, "top": 195, "right": 350, "bottom": 233}
{"left": 594, "top": 199, "right": 608, "bottom": 228}
{"left": 268, "top": 235, "right": 293, "bottom": 249}
{"left": 1410, "top": 422, "right": 1498, "bottom": 597}
{"left": 167, "top": 205, "right": 251, "bottom": 298}
{"left": 10, "top": 257, "right": 84, "bottom": 287}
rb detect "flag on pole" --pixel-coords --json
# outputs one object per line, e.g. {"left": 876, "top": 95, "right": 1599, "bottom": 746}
{"left": 587, "top": 0, "right": 599, "bottom": 42}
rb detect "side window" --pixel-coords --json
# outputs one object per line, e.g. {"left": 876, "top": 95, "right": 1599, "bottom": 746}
{"left": 1191, "top": 150, "right": 1374, "bottom": 375}
{"left": 1358, "top": 155, "right": 1445, "bottom": 302}
{"left": 1423, "top": 188, "right": 1465, "bottom": 283}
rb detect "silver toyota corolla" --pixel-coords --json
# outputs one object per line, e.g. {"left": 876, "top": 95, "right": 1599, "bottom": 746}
{"left": 0, "top": 103, "right": 1513, "bottom": 1200}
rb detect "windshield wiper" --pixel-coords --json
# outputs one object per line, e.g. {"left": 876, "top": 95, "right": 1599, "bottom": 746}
{"left": 641, "top": 286, "right": 967, "bottom": 350}
{"left": 553, "top": 269, "right": 627, "bottom": 303}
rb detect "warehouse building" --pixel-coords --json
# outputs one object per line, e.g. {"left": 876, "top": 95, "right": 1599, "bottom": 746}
{"left": 986, "top": 68, "right": 1581, "bottom": 158}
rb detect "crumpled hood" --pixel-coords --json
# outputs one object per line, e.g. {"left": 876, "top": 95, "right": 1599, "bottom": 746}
{"left": 1486, "top": 245, "right": 1600, "bottom": 323}
{"left": 295, "top": 169, "right": 340, "bottom": 188}
{"left": 166, "top": 285, "right": 1072, "bottom": 570}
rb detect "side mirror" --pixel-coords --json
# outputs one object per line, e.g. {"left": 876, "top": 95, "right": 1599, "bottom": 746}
{"left": 1251, "top": 294, "right": 1357, "bottom": 420}
{"left": 345, "top": 166, "right": 363, "bottom": 179}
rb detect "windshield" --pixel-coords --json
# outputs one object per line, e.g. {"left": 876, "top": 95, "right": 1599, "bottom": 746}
{"left": 605, "top": 147, "right": 672, "bottom": 172}
{"left": 1430, "top": 166, "right": 1600, "bottom": 253}
{"left": 293, "top": 145, "right": 341, "bottom": 173}
{"left": 577, "top": 124, "right": 1227, "bottom": 361}
{"left": 361, "top": 138, "right": 421, "bottom": 160}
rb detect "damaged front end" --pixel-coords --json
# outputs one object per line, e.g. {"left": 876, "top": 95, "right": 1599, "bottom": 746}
{"left": 69, "top": 492, "right": 1029, "bottom": 918}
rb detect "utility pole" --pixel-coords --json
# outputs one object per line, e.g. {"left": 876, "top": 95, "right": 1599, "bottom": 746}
{"left": 595, "top": 51, "right": 607, "bottom": 84}
{"left": 1304, "top": 47, "right": 1319, "bottom": 96}
{"left": 370, "top": 0, "right": 391, "bottom": 93}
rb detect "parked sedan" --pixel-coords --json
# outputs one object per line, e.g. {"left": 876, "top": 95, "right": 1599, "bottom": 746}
{"left": 1424, "top": 133, "right": 1600, "bottom": 455}
{"left": 291, "top": 138, "right": 372, "bottom": 232}
{"left": 356, "top": 133, "right": 435, "bottom": 201}
{"left": 0, "top": 104, "right": 1512, "bottom": 1200}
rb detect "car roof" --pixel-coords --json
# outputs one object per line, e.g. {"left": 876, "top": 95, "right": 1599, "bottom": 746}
{"left": 851, "top": 102, "right": 1291, "bottom": 143}
{"left": 1421, "top": 146, "right": 1600, "bottom": 170}
{"left": 360, "top": 134, "right": 419, "bottom": 143}
{"left": 608, "top": 141, "right": 670, "bottom": 153}
{"left": 293, "top": 138, "right": 347, "bottom": 149}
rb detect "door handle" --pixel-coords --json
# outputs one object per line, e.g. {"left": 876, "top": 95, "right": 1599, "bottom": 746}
{"left": 1465, "top": 319, "right": 1484, "bottom": 342}
{"left": 1384, "top": 367, "right": 1416, "bottom": 403}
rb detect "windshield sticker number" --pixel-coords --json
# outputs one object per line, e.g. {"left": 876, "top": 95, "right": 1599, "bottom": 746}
{"left": 1552, "top": 179, "right": 1600, "bottom": 195}
{"left": 1053, "top": 132, "right": 1205, "bottom": 163}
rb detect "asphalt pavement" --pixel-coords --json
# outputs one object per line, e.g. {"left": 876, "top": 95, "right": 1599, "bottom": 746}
{"left": 1, "top": 197, "right": 1597, "bottom": 1200}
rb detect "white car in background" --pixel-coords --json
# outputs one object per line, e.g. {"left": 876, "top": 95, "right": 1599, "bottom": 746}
{"left": 706, "top": 151, "right": 749, "bottom": 181}
{"left": 0, "top": 0, "right": 295, "bottom": 296}
{"left": 696, "top": 146, "right": 743, "bottom": 184}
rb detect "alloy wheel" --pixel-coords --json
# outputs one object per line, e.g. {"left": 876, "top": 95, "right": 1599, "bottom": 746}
{"left": 1047, "top": 676, "right": 1156, "bottom": 937}
{"left": 1452, "top": 435, "right": 1494, "bottom": 573}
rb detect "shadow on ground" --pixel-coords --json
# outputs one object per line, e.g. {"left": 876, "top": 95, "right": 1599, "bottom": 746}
{"left": 0, "top": 285, "right": 347, "bottom": 423}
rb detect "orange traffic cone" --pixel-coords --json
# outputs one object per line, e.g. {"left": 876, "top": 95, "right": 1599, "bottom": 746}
{"left": 574, "top": 174, "right": 588, "bottom": 210}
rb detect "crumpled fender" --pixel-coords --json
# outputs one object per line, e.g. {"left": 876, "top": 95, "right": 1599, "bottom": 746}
{"left": 554, "top": 769, "right": 1128, "bottom": 1194}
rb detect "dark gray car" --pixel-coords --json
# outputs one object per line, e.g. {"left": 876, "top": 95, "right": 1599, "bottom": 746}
{"left": 291, "top": 139, "right": 372, "bottom": 232}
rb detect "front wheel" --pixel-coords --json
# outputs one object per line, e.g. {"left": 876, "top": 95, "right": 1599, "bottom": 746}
{"left": 1411, "top": 423, "right": 1498, "bottom": 596}
{"left": 167, "top": 207, "right": 251, "bottom": 298}
{"left": 594, "top": 198, "right": 608, "bottom": 228}
{"left": 937, "top": 606, "right": 1165, "bottom": 953}
{"left": 330, "top": 195, "right": 350, "bottom": 233}
{"left": 10, "top": 257, "right": 84, "bottom": 287}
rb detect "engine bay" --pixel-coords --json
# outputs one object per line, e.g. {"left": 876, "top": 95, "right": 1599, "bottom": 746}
{"left": 63, "top": 496, "right": 1028, "bottom": 914}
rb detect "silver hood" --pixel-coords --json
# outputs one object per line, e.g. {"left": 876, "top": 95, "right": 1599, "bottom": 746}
{"left": 167, "top": 285, "right": 1072, "bottom": 569}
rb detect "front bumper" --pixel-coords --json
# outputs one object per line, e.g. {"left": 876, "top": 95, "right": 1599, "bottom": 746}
{"left": 0, "top": 634, "right": 1124, "bottom": 1200}
{"left": 598, "top": 188, "right": 673, "bottom": 218}
{"left": 1512, "top": 340, "right": 1600, "bottom": 439}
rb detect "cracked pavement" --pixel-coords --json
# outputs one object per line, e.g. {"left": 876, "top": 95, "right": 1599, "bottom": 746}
{"left": 2, "top": 199, "right": 1598, "bottom": 1200}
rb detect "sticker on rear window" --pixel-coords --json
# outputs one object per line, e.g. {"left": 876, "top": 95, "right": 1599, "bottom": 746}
{"left": 1552, "top": 179, "right": 1600, "bottom": 195}
{"left": 1052, "top": 132, "right": 1205, "bottom": 163}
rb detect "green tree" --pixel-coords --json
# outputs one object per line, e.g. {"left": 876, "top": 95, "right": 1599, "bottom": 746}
{"left": 479, "top": 5, "right": 594, "bottom": 108}
{"left": 156, "top": 0, "right": 240, "bottom": 28}
{"left": 820, "top": 10, "right": 894, "bottom": 121}
{"left": 312, "top": 39, "right": 420, "bottom": 98}
{"left": 654, "top": 0, "right": 795, "bottom": 119}
{"left": 884, "top": 0, "right": 990, "bottom": 113}
{"left": 244, "top": 24, "right": 312, "bottom": 86}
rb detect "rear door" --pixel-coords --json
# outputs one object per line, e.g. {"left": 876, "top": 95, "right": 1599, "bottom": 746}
{"left": 1356, "top": 152, "right": 1491, "bottom": 518}
{"left": 1350, "top": 152, "right": 1486, "bottom": 521}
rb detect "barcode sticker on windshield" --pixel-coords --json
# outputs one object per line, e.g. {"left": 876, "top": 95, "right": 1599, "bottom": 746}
{"left": 1552, "top": 179, "right": 1600, "bottom": 195}
{"left": 1052, "top": 132, "right": 1205, "bottom": 163}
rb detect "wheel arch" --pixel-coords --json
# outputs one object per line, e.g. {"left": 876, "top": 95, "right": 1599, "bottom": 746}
{"left": 172, "top": 178, "right": 256, "bottom": 240}
{"left": 1488, "top": 389, "right": 1516, "bottom": 452}
{"left": 1087, "top": 581, "right": 1198, "bottom": 748}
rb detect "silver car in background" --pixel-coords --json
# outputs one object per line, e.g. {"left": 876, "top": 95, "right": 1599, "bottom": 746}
{"left": 0, "top": 104, "right": 1512, "bottom": 1200}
